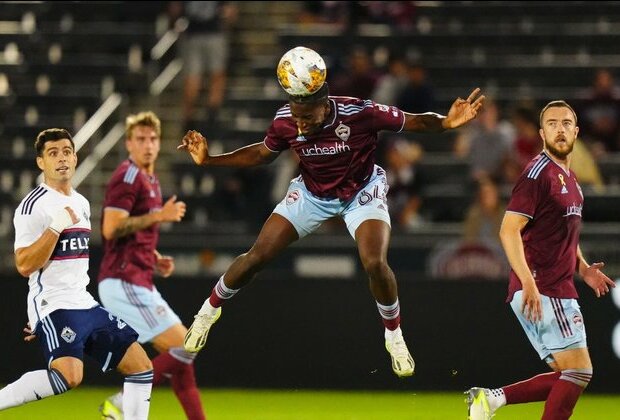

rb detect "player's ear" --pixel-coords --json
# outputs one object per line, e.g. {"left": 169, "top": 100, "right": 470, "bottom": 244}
{"left": 36, "top": 156, "right": 44, "bottom": 171}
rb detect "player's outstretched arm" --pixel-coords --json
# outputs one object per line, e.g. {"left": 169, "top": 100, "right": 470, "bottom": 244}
{"left": 401, "top": 88, "right": 485, "bottom": 132}
{"left": 177, "top": 130, "right": 279, "bottom": 167}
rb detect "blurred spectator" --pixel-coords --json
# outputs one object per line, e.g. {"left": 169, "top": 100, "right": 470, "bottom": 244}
{"left": 383, "top": 138, "right": 426, "bottom": 231}
{"left": 462, "top": 176, "right": 505, "bottom": 244}
{"left": 297, "top": 2, "right": 416, "bottom": 34}
{"left": 396, "top": 63, "right": 435, "bottom": 113}
{"left": 571, "top": 140, "right": 606, "bottom": 193}
{"left": 504, "top": 105, "right": 541, "bottom": 183}
{"left": 357, "top": 1, "right": 417, "bottom": 32}
{"left": 329, "top": 45, "right": 380, "bottom": 99}
{"left": 371, "top": 53, "right": 409, "bottom": 105}
{"left": 297, "top": 1, "right": 351, "bottom": 28}
{"left": 169, "top": 1, "right": 238, "bottom": 133}
{"left": 576, "top": 68, "right": 620, "bottom": 156}
{"left": 453, "top": 99, "right": 514, "bottom": 183}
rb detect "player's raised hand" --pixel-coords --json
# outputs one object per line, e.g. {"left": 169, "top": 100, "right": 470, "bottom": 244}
{"left": 442, "top": 88, "right": 485, "bottom": 129}
{"left": 582, "top": 262, "right": 616, "bottom": 297}
{"left": 178, "top": 130, "right": 209, "bottom": 165}
{"left": 159, "top": 195, "right": 186, "bottom": 223}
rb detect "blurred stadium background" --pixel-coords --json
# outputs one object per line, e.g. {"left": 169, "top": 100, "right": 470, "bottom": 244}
{"left": 0, "top": 1, "right": 619, "bottom": 418}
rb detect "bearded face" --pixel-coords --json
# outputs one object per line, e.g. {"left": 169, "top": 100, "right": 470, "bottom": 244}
{"left": 539, "top": 106, "right": 579, "bottom": 160}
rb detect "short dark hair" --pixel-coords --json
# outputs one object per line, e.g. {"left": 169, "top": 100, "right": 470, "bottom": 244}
{"left": 288, "top": 82, "right": 329, "bottom": 105}
{"left": 539, "top": 100, "right": 577, "bottom": 127}
{"left": 35, "top": 128, "right": 74, "bottom": 156}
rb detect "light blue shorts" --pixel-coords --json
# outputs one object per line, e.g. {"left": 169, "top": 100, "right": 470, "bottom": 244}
{"left": 98, "top": 278, "right": 182, "bottom": 344}
{"left": 510, "top": 291, "right": 587, "bottom": 363}
{"left": 273, "top": 165, "right": 391, "bottom": 239}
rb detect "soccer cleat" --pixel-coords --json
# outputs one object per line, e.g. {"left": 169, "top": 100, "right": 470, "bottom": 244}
{"left": 465, "top": 387, "right": 495, "bottom": 420}
{"left": 99, "top": 398, "right": 123, "bottom": 420}
{"left": 384, "top": 331, "right": 415, "bottom": 377}
{"left": 184, "top": 307, "right": 222, "bottom": 353}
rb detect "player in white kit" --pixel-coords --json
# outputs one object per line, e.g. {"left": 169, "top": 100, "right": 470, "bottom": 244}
{"left": 0, "top": 128, "right": 153, "bottom": 420}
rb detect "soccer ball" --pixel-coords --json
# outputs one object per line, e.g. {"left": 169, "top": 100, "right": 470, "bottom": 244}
{"left": 276, "top": 46, "right": 327, "bottom": 97}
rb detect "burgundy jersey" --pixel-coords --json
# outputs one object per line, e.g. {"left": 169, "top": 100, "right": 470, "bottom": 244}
{"left": 97, "top": 160, "right": 162, "bottom": 289}
{"left": 264, "top": 96, "right": 405, "bottom": 200}
{"left": 505, "top": 151, "right": 584, "bottom": 301}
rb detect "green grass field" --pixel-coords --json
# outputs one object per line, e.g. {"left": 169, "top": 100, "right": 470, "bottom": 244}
{"left": 0, "top": 387, "right": 618, "bottom": 419}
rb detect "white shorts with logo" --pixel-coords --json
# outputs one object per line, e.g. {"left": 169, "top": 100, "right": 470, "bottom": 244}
{"left": 273, "top": 164, "right": 391, "bottom": 239}
{"left": 98, "top": 278, "right": 182, "bottom": 344}
{"left": 510, "top": 290, "right": 587, "bottom": 363}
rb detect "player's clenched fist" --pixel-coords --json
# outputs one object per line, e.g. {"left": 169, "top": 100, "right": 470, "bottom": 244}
{"left": 178, "top": 130, "right": 209, "bottom": 166}
{"left": 160, "top": 195, "right": 186, "bottom": 223}
{"left": 49, "top": 206, "right": 79, "bottom": 234}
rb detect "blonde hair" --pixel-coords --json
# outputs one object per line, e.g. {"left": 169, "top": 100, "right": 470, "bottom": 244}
{"left": 125, "top": 111, "right": 161, "bottom": 138}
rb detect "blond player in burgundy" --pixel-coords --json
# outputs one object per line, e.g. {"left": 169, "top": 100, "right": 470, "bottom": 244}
{"left": 466, "top": 101, "right": 616, "bottom": 419}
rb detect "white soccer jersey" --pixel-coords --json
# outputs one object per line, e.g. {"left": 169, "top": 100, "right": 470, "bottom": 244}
{"left": 13, "top": 183, "right": 98, "bottom": 329}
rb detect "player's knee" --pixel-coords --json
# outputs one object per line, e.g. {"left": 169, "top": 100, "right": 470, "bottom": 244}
{"left": 244, "top": 249, "right": 273, "bottom": 268}
{"left": 119, "top": 342, "right": 153, "bottom": 375}
{"left": 361, "top": 256, "right": 388, "bottom": 276}
{"left": 134, "top": 355, "right": 154, "bottom": 373}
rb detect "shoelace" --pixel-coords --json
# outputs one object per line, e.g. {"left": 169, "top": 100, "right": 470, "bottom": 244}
{"left": 192, "top": 313, "right": 215, "bottom": 333}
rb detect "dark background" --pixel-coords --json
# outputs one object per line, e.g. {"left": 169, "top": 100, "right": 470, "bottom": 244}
{"left": 1, "top": 246, "right": 617, "bottom": 393}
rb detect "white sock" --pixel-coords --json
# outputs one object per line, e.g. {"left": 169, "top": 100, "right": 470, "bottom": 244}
{"left": 488, "top": 388, "right": 506, "bottom": 410}
{"left": 109, "top": 390, "right": 123, "bottom": 410}
{"left": 0, "top": 370, "right": 59, "bottom": 410}
{"left": 376, "top": 299, "right": 400, "bottom": 321}
{"left": 198, "top": 297, "right": 218, "bottom": 316}
{"left": 123, "top": 370, "right": 153, "bottom": 420}
{"left": 385, "top": 326, "right": 403, "bottom": 341}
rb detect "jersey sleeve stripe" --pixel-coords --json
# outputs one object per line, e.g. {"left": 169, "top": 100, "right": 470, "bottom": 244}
{"left": 263, "top": 139, "right": 280, "bottom": 153}
{"left": 22, "top": 187, "right": 47, "bottom": 215}
{"left": 527, "top": 155, "right": 550, "bottom": 179}
{"left": 123, "top": 165, "right": 139, "bottom": 184}
{"left": 505, "top": 210, "right": 533, "bottom": 219}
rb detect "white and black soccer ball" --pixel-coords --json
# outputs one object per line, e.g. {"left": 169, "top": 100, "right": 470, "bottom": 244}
{"left": 276, "top": 46, "right": 327, "bottom": 97}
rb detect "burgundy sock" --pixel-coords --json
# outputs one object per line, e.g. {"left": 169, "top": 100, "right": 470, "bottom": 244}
{"left": 383, "top": 314, "right": 401, "bottom": 331}
{"left": 152, "top": 351, "right": 180, "bottom": 386}
{"left": 171, "top": 363, "right": 205, "bottom": 420}
{"left": 208, "top": 290, "right": 223, "bottom": 308}
{"left": 503, "top": 372, "right": 561, "bottom": 404}
{"left": 542, "top": 378, "right": 584, "bottom": 420}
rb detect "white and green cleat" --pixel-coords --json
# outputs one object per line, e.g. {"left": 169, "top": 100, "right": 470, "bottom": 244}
{"left": 385, "top": 331, "right": 414, "bottom": 378}
{"left": 184, "top": 307, "right": 222, "bottom": 353}
{"left": 99, "top": 397, "right": 123, "bottom": 420}
{"left": 465, "top": 387, "right": 495, "bottom": 420}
